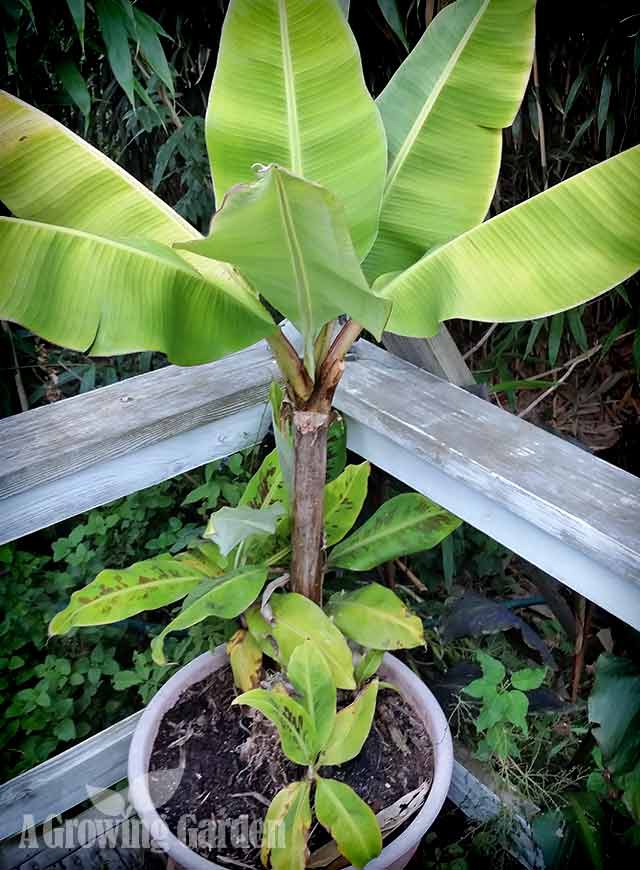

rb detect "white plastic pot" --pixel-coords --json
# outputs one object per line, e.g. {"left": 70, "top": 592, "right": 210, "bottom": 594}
{"left": 128, "top": 646, "right": 453, "bottom": 870}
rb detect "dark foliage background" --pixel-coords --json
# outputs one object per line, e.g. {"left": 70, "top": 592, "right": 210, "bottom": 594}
{"left": 1, "top": 0, "right": 639, "bottom": 464}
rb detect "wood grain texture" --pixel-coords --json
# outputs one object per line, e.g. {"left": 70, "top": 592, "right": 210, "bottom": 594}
{"left": 0, "top": 712, "right": 140, "bottom": 844}
{"left": 0, "top": 342, "right": 278, "bottom": 543}
{"left": 335, "top": 341, "right": 640, "bottom": 627}
{"left": 450, "top": 759, "right": 543, "bottom": 870}
{"left": 383, "top": 325, "right": 476, "bottom": 388}
{"left": 0, "top": 341, "right": 278, "bottom": 501}
{"left": 0, "top": 405, "right": 271, "bottom": 544}
{"left": 0, "top": 798, "right": 140, "bottom": 870}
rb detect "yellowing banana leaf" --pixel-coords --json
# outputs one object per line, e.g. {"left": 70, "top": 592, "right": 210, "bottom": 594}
{"left": 232, "top": 689, "right": 316, "bottom": 766}
{"left": 314, "top": 777, "right": 382, "bottom": 869}
{"left": 383, "top": 146, "right": 640, "bottom": 336}
{"left": 262, "top": 782, "right": 312, "bottom": 870}
{"left": 246, "top": 592, "right": 356, "bottom": 690}
{"left": 327, "top": 583, "right": 425, "bottom": 650}
{"left": 0, "top": 91, "right": 195, "bottom": 245}
{"left": 364, "top": 0, "right": 536, "bottom": 280}
{"left": 319, "top": 679, "right": 378, "bottom": 767}
{"left": 228, "top": 629, "right": 263, "bottom": 692}
{"left": 0, "top": 217, "right": 276, "bottom": 364}
{"left": 206, "top": 0, "right": 386, "bottom": 258}
{"left": 0, "top": 91, "right": 253, "bottom": 294}
{"left": 178, "top": 166, "right": 390, "bottom": 373}
{"left": 49, "top": 555, "right": 206, "bottom": 637}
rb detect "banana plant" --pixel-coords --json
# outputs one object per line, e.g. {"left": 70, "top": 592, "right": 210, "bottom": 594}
{"left": 1, "top": 0, "right": 638, "bottom": 605}
{"left": 49, "top": 440, "right": 458, "bottom": 866}
{"left": 1, "top": 0, "right": 640, "bottom": 862}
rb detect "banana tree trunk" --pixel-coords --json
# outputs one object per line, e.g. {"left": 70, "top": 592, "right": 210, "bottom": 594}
{"left": 290, "top": 410, "right": 329, "bottom": 604}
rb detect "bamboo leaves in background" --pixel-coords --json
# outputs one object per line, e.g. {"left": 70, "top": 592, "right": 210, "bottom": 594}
{"left": 55, "top": 61, "right": 91, "bottom": 119}
{"left": 96, "top": 0, "right": 135, "bottom": 106}
{"left": 65, "top": 0, "right": 86, "bottom": 48}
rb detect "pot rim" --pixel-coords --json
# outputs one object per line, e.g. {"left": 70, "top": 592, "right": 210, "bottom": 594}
{"left": 128, "top": 647, "right": 453, "bottom": 869}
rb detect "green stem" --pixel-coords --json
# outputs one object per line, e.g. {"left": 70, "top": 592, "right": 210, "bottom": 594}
{"left": 267, "top": 329, "right": 313, "bottom": 402}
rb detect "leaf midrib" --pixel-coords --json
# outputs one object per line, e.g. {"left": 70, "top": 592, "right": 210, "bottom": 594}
{"left": 319, "top": 780, "right": 370, "bottom": 857}
{"left": 338, "top": 600, "right": 422, "bottom": 640}
{"left": 54, "top": 570, "right": 204, "bottom": 633}
{"left": 383, "top": 0, "right": 489, "bottom": 198}
{"left": 278, "top": 0, "right": 302, "bottom": 176}
{"left": 273, "top": 171, "right": 314, "bottom": 367}
{"left": 331, "top": 504, "right": 439, "bottom": 562}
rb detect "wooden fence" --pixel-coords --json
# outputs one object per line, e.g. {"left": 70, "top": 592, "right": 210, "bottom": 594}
{"left": 1, "top": 337, "right": 639, "bottom": 869}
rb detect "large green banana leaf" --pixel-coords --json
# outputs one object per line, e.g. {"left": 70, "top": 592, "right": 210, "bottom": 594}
{"left": 0, "top": 90, "right": 196, "bottom": 245}
{"left": 206, "top": 0, "right": 386, "bottom": 259}
{"left": 0, "top": 91, "right": 258, "bottom": 291}
{"left": 0, "top": 217, "right": 276, "bottom": 363}
{"left": 364, "top": 0, "right": 536, "bottom": 280}
{"left": 179, "top": 166, "right": 390, "bottom": 373}
{"left": 381, "top": 146, "right": 640, "bottom": 336}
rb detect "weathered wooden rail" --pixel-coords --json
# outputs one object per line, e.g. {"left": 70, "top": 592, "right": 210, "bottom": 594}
{"left": 1, "top": 337, "right": 639, "bottom": 869}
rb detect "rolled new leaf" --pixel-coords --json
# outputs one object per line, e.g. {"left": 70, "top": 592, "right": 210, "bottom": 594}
{"left": 382, "top": 146, "right": 640, "bottom": 337}
{"left": 206, "top": 0, "right": 386, "bottom": 258}
{"left": 204, "top": 504, "right": 285, "bottom": 556}
{"left": 0, "top": 218, "right": 276, "bottom": 364}
{"left": 365, "top": 0, "right": 535, "bottom": 279}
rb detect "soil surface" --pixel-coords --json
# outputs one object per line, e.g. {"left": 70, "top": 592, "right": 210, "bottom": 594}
{"left": 148, "top": 665, "right": 434, "bottom": 867}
